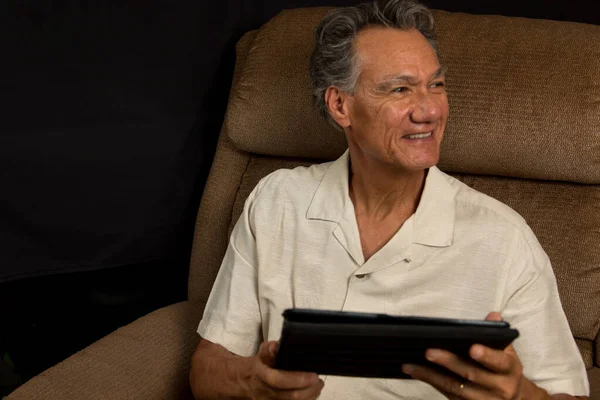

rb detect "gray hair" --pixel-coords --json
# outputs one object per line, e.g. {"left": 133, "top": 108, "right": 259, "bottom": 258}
{"left": 309, "top": 0, "right": 438, "bottom": 130}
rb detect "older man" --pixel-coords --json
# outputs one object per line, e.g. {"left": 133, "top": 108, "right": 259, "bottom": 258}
{"left": 189, "top": 0, "right": 589, "bottom": 399}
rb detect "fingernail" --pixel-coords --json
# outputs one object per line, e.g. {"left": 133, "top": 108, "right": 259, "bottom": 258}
{"left": 402, "top": 364, "right": 415, "bottom": 374}
{"left": 425, "top": 349, "right": 438, "bottom": 361}
{"left": 471, "top": 345, "right": 483, "bottom": 359}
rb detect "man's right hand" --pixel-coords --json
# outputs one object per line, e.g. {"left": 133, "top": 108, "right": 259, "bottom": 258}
{"left": 242, "top": 341, "right": 324, "bottom": 400}
{"left": 189, "top": 338, "right": 324, "bottom": 400}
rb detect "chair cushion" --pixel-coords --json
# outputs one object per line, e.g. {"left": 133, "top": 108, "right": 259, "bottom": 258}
{"left": 588, "top": 367, "right": 600, "bottom": 398}
{"left": 224, "top": 7, "right": 600, "bottom": 184}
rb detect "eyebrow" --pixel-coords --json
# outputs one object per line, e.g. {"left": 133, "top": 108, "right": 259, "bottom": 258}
{"left": 377, "top": 66, "right": 447, "bottom": 87}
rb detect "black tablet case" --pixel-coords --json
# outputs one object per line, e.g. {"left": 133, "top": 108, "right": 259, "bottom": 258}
{"left": 274, "top": 309, "right": 519, "bottom": 379}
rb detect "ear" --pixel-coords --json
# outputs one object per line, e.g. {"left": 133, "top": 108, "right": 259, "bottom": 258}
{"left": 325, "top": 86, "right": 351, "bottom": 128}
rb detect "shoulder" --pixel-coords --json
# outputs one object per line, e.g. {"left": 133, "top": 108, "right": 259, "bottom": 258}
{"left": 248, "top": 160, "right": 334, "bottom": 208}
{"left": 439, "top": 170, "right": 547, "bottom": 263}
{"left": 439, "top": 170, "right": 527, "bottom": 228}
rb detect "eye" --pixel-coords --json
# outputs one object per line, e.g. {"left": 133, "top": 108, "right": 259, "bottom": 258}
{"left": 392, "top": 87, "right": 407, "bottom": 93}
{"left": 430, "top": 81, "right": 445, "bottom": 88}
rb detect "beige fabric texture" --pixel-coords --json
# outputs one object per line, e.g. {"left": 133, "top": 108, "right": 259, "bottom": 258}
{"left": 201, "top": 153, "right": 589, "bottom": 396}
{"left": 7, "top": 300, "right": 205, "bottom": 400}
{"left": 230, "top": 156, "right": 600, "bottom": 368}
{"left": 225, "top": 8, "right": 600, "bottom": 184}
{"left": 451, "top": 174, "right": 600, "bottom": 345}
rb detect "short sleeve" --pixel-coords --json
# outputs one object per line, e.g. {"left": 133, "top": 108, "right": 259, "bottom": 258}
{"left": 501, "top": 229, "right": 590, "bottom": 396}
{"left": 197, "top": 187, "right": 263, "bottom": 357}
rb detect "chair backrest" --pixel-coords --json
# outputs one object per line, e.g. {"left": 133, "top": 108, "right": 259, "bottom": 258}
{"left": 189, "top": 7, "right": 600, "bottom": 372}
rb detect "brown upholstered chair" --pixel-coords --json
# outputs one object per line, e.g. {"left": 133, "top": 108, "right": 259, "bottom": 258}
{"left": 8, "top": 7, "right": 600, "bottom": 399}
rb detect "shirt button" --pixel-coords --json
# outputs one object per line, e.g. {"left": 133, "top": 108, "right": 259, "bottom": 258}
{"left": 356, "top": 274, "right": 366, "bottom": 279}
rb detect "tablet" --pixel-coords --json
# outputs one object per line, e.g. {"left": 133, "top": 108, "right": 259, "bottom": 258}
{"left": 274, "top": 309, "right": 519, "bottom": 379}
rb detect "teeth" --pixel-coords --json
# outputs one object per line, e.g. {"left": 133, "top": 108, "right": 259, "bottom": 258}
{"left": 406, "top": 132, "right": 432, "bottom": 139}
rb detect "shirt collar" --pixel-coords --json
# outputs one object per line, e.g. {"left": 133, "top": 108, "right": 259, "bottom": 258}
{"left": 306, "top": 150, "right": 457, "bottom": 247}
{"left": 306, "top": 150, "right": 351, "bottom": 223}
{"left": 413, "top": 166, "right": 457, "bottom": 247}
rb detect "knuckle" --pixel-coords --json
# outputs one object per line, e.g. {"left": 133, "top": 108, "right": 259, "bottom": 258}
{"left": 262, "top": 369, "right": 277, "bottom": 386}
{"left": 444, "top": 380, "right": 462, "bottom": 396}
{"left": 303, "top": 373, "right": 319, "bottom": 387}
{"left": 288, "top": 390, "right": 302, "bottom": 400}
{"left": 298, "top": 373, "right": 310, "bottom": 387}
{"left": 513, "top": 359, "right": 523, "bottom": 375}
{"left": 463, "top": 367, "right": 477, "bottom": 383}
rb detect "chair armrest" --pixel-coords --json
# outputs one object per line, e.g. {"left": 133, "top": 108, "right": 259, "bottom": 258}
{"left": 7, "top": 300, "right": 205, "bottom": 400}
{"left": 588, "top": 367, "right": 600, "bottom": 400}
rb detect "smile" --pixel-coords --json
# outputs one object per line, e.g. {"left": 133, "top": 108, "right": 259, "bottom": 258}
{"left": 404, "top": 132, "right": 432, "bottom": 139}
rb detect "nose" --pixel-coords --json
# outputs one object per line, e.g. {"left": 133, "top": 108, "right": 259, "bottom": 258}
{"left": 410, "top": 91, "right": 443, "bottom": 124}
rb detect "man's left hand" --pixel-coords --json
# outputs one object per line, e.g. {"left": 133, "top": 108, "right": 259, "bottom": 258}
{"left": 401, "top": 312, "right": 550, "bottom": 400}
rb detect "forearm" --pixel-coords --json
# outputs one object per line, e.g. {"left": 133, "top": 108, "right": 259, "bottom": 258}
{"left": 190, "top": 339, "right": 253, "bottom": 400}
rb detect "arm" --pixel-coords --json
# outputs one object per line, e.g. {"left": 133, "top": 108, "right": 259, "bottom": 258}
{"left": 402, "top": 312, "right": 589, "bottom": 400}
{"left": 404, "top": 227, "right": 589, "bottom": 399}
{"left": 190, "top": 338, "right": 252, "bottom": 399}
{"left": 189, "top": 338, "right": 323, "bottom": 400}
{"left": 190, "top": 175, "right": 324, "bottom": 400}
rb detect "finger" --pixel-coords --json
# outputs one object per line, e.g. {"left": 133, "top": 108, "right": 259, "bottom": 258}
{"left": 403, "top": 364, "right": 502, "bottom": 400}
{"left": 258, "top": 366, "right": 320, "bottom": 390}
{"left": 425, "top": 348, "right": 507, "bottom": 390}
{"left": 484, "top": 312, "right": 503, "bottom": 322}
{"left": 469, "top": 344, "right": 519, "bottom": 375}
{"left": 257, "top": 341, "right": 279, "bottom": 368}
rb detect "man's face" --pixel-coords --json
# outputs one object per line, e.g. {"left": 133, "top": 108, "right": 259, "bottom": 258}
{"left": 340, "top": 27, "right": 448, "bottom": 172}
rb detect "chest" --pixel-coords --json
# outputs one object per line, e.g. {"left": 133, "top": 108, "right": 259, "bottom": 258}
{"left": 255, "top": 222, "right": 510, "bottom": 341}
{"left": 355, "top": 212, "right": 413, "bottom": 262}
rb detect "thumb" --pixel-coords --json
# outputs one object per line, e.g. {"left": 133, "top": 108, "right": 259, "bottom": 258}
{"left": 257, "top": 341, "right": 279, "bottom": 368}
{"left": 485, "top": 311, "right": 503, "bottom": 322}
{"left": 481, "top": 312, "right": 518, "bottom": 355}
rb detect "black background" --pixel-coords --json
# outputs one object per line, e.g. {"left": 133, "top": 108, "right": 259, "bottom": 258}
{"left": 1, "top": 0, "right": 598, "bottom": 394}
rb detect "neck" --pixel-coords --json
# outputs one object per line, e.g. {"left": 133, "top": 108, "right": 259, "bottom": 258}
{"left": 348, "top": 148, "right": 427, "bottom": 222}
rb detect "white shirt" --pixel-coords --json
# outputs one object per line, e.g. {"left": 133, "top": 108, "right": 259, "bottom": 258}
{"left": 198, "top": 150, "right": 589, "bottom": 398}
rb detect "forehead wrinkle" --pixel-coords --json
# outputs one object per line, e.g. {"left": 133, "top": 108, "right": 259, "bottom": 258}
{"left": 377, "top": 65, "right": 446, "bottom": 87}
{"left": 380, "top": 75, "right": 419, "bottom": 86}
{"left": 352, "top": 28, "right": 443, "bottom": 94}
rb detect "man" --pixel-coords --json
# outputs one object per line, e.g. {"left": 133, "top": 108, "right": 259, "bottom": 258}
{"left": 189, "top": 0, "right": 590, "bottom": 399}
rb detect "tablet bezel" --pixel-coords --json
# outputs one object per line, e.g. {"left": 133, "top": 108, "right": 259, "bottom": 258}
{"left": 274, "top": 308, "right": 519, "bottom": 379}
